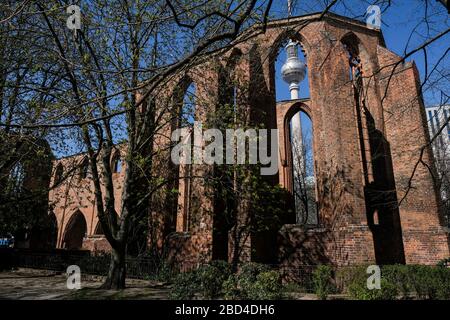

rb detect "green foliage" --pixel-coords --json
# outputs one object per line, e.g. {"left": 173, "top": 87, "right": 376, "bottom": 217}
{"left": 435, "top": 267, "right": 450, "bottom": 300}
{"left": 335, "top": 265, "right": 368, "bottom": 293}
{"left": 198, "top": 260, "right": 232, "bottom": 299}
{"left": 222, "top": 275, "right": 241, "bottom": 300}
{"left": 0, "top": 136, "right": 53, "bottom": 237}
{"left": 169, "top": 270, "right": 200, "bottom": 300}
{"left": 169, "top": 261, "right": 232, "bottom": 300}
{"left": 239, "top": 262, "right": 271, "bottom": 282}
{"left": 282, "top": 282, "right": 305, "bottom": 294}
{"left": 312, "top": 265, "right": 334, "bottom": 300}
{"left": 170, "top": 264, "right": 450, "bottom": 300}
{"left": 222, "top": 263, "right": 282, "bottom": 300}
{"left": 153, "top": 261, "right": 176, "bottom": 283}
{"left": 337, "top": 264, "right": 450, "bottom": 300}
{"left": 251, "top": 271, "right": 283, "bottom": 300}
{"left": 348, "top": 278, "right": 398, "bottom": 300}
{"left": 337, "top": 265, "right": 397, "bottom": 300}
{"left": 382, "top": 265, "right": 411, "bottom": 297}
{"left": 406, "top": 265, "right": 450, "bottom": 300}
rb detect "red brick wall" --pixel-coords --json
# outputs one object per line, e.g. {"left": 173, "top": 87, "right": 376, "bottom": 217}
{"left": 48, "top": 13, "right": 449, "bottom": 267}
{"left": 378, "top": 46, "right": 450, "bottom": 264}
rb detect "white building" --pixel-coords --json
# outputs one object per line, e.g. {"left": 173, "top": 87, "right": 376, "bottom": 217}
{"left": 426, "top": 105, "right": 450, "bottom": 161}
{"left": 425, "top": 105, "right": 450, "bottom": 224}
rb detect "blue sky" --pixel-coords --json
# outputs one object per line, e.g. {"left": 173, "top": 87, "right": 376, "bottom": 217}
{"left": 271, "top": 0, "right": 449, "bottom": 106}
{"left": 51, "top": 1, "right": 449, "bottom": 158}
{"left": 270, "top": 0, "right": 449, "bottom": 178}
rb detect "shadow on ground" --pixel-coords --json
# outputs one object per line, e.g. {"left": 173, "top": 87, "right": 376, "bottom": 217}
{"left": 0, "top": 268, "right": 170, "bottom": 300}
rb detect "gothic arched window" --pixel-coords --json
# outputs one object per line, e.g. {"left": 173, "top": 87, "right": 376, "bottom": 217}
{"left": 288, "top": 110, "right": 317, "bottom": 225}
{"left": 9, "top": 162, "right": 25, "bottom": 193}
{"left": 112, "top": 153, "right": 122, "bottom": 174}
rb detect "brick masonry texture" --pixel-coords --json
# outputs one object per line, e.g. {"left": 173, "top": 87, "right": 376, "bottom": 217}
{"left": 47, "top": 13, "right": 449, "bottom": 267}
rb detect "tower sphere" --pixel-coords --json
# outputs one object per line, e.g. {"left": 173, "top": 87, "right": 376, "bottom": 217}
{"left": 281, "top": 40, "right": 306, "bottom": 86}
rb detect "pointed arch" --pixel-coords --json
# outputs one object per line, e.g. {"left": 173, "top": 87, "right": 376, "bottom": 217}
{"left": 172, "top": 75, "right": 197, "bottom": 130}
{"left": 282, "top": 102, "right": 317, "bottom": 225}
{"left": 218, "top": 48, "right": 243, "bottom": 118}
{"left": 94, "top": 211, "right": 119, "bottom": 236}
{"left": 111, "top": 151, "right": 122, "bottom": 174}
{"left": 270, "top": 30, "right": 310, "bottom": 102}
{"left": 8, "top": 161, "right": 26, "bottom": 192}
{"left": 340, "top": 32, "right": 374, "bottom": 81}
{"left": 79, "top": 157, "right": 89, "bottom": 180}
{"left": 269, "top": 29, "right": 311, "bottom": 62}
{"left": 211, "top": 48, "right": 244, "bottom": 261}
{"left": 54, "top": 163, "right": 64, "bottom": 185}
{"left": 340, "top": 32, "right": 370, "bottom": 54}
{"left": 169, "top": 75, "right": 199, "bottom": 233}
{"left": 62, "top": 210, "right": 87, "bottom": 250}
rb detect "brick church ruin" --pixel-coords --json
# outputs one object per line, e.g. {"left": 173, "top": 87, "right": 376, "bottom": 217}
{"left": 43, "top": 12, "right": 449, "bottom": 267}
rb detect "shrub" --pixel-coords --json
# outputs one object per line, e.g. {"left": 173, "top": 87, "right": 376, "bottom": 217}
{"left": 239, "top": 262, "right": 271, "bottom": 282}
{"left": 348, "top": 278, "right": 397, "bottom": 300}
{"left": 169, "top": 270, "right": 200, "bottom": 300}
{"left": 198, "top": 260, "right": 232, "bottom": 299}
{"left": 434, "top": 266, "right": 450, "bottom": 300}
{"left": 153, "top": 261, "right": 176, "bottom": 282}
{"left": 313, "top": 265, "right": 334, "bottom": 300}
{"left": 250, "top": 271, "right": 283, "bottom": 300}
{"left": 382, "top": 265, "right": 411, "bottom": 298}
{"left": 407, "top": 265, "right": 450, "bottom": 300}
{"left": 338, "top": 264, "right": 450, "bottom": 300}
{"left": 338, "top": 265, "right": 397, "bottom": 300}
{"left": 335, "top": 265, "right": 368, "bottom": 293}
{"left": 407, "top": 265, "right": 449, "bottom": 299}
{"left": 222, "top": 263, "right": 282, "bottom": 300}
{"left": 436, "top": 267, "right": 450, "bottom": 300}
{"left": 283, "top": 282, "right": 305, "bottom": 294}
{"left": 237, "top": 262, "right": 271, "bottom": 299}
{"left": 222, "top": 276, "right": 240, "bottom": 300}
{"left": 169, "top": 260, "right": 232, "bottom": 300}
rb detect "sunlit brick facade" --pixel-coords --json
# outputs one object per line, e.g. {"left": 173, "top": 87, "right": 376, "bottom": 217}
{"left": 48, "top": 13, "right": 450, "bottom": 267}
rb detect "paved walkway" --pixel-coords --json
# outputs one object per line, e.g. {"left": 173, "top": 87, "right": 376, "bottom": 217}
{"left": 0, "top": 268, "right": 170, "bottom": 300}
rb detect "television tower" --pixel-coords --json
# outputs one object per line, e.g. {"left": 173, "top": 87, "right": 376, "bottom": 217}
{"left": 281, "top": 1, "right": 306, "bottom": 99}
{"left": 282, "top": 0, "right": 308, "bottom": 223}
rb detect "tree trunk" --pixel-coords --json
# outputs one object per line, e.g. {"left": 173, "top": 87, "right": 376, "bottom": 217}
{"left": 101, "top": 246, "right": 126, "bottom": 289}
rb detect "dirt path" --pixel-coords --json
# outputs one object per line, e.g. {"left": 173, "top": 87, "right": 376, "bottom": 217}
{"left": 0, "top": 268, "right": 170, "bottom": 300}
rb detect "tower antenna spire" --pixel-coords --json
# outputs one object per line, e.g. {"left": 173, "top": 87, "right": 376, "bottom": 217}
{"left": 288, "top": 0, "right": 293, "bottom": 17}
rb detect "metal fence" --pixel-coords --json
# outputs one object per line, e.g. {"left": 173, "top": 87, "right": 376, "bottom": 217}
{"left": 277, "top": 265, "right": 318, "bottom": 292}
{"left": 7, "top": 250, "right": 173, "bottom": 280}
{"left": 3, "top": 249, "right": 323, "bottom": 291}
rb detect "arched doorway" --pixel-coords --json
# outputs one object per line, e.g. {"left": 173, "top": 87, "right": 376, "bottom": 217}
{"left": 280, "top": 103, "right": 318, "bottom": 225}
{"left": 272, "top": 31, "right": 318, "bottom": 226}
{"left": 288, "top": 110, "right": 317, "bottom": 225}
{"left": 170, "top": 77, "right": 197, "bottom": 233}
{"left": 212, "top": 49, "right": 243, "bottom": 262}
{"left": 62, "top": 210, "right": 87, "bottom": 250}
